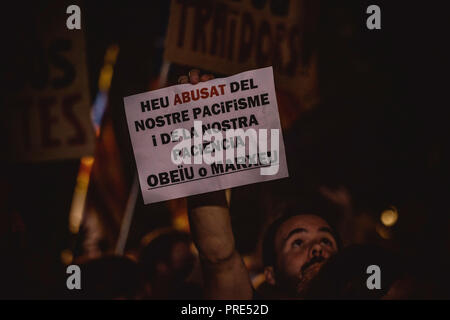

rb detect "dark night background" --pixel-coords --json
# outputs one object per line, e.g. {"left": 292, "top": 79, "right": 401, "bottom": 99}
{"left": 0, "top": 0, "right": 448, "bottom": 299}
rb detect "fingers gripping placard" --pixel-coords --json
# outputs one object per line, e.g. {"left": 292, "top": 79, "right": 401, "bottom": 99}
{"left": 124, "top": 67, "right": 288, "bottom": 204}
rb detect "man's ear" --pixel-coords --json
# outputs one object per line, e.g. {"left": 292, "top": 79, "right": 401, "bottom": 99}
{"left": 264, "top": 266, "right": 276, "bottom": 285}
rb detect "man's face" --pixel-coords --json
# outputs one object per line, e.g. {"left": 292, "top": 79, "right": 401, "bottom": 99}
{"left": 268, "top": 214, "right": 338, "bottom": 297}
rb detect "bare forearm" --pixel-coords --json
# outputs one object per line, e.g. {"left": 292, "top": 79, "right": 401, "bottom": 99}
{"left": 187, "top": 191, "right": 235, "bottom": 263}
{"left": 182, "top": 71, "right": 253, "bottom": 299}
{"left": 201, "top": 250, "right": 253, "bottom": 300}
{"left": 187, "top": 191, "right": 253, "bottom": 299}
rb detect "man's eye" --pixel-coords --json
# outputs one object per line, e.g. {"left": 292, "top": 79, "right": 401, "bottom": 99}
{"left": 292, "top": 239, "right": 303, "bottom": 247}
{"left": 321, "top": 238, "right": 332, "bottom": 246}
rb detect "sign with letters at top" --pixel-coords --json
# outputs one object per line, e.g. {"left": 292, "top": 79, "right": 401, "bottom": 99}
{"left": 3, "top": 0, "right": 95, "bottom": 162}
{"left": 124, "top": 67, "right": 289, "bottom": 204}
{"left": 164, "top": 0, "right": 319, "bottom": 110}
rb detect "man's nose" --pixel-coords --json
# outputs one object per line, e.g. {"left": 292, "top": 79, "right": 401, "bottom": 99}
{"left": 310, "top": 242, "right": 324, "bottom": 258}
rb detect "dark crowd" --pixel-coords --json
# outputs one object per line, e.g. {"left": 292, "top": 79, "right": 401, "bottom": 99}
{"left": 0, "top": 1, "right": 448, "bottom": 300}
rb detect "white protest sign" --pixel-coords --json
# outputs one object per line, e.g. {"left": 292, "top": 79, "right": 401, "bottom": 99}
{"left": 124, "top": 67, "right": 288, "bottom": 204}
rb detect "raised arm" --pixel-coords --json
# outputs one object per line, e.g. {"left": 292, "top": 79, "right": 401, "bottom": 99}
{"left": 187, "top": 191, "right": 253, "bottom": 299}
{"left": 178, "top": 70, "right": 253, "bottom": 299}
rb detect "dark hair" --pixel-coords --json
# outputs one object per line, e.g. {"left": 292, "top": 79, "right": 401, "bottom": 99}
{"left": 80, "top": 256, "right": 141, "bottom": 299}
{"left": 139, "top": 229, "right": 191, "bottom": 278}
{"left": 262, "top": 196, "right": 342, "bottom": 268}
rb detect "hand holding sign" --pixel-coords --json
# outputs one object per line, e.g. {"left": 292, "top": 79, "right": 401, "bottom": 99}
{"left": 177, "top": 69, "right": 215, "bottom": 85}
{"left": 124, "top": 67, "right": 288, "bottom": 204}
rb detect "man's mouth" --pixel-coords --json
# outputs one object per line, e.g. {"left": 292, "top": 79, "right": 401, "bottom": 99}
{"left": 294, "top": 256, "right": 327, "bottom": 295}
{"left": 301, "top": 256, "right": 326, "bottom": 275}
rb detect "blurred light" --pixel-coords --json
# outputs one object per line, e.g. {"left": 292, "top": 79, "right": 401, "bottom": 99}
{"left": 376, "top": 223, "right": 392, "bottom": 239}
{"left": 61, "top": 249, "right": 73, "bottom": 265}
{"left": 225, "top": 188, "right": 231, "bottom": 206}
{"left": 92, "top": 45, "right": 119, "bottom": 132}
{"left": 168, "top": 198, "right": 189, "bottom": 232}
{"left": 381, "top": 206, "right": 399, "bottom": 227}
{"left": 104, "top": 44, "right": 120, "bottom": 64}
{"left": 98, "top": 64, "right": 114, "bottom": 91}
{"left": 173, "top": 214, "right": 189, "bottom": 232}
{"left": 69, "top": 156, "right": 95, "bottom": 234}
{"left": 91, "top": 91, "right": 108, "bottom": 131}
{"left": 251, "top": 273, "right": 266, "bottom": 289}
{"left": 190, "top": 242, "right": 198, "bottom": 256}
{"left": 98, "top": 44, "right": 120, "bottom": 91}
{"left": 81, "top": 156, "right": 94, "bottom": 167}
